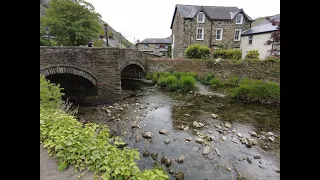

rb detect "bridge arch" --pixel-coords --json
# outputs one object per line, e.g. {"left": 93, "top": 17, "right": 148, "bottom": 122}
{"left": 40, "top": 65, "right": 97, "bottom": 86}
{"left": 120, "top": 60, "right": 145, "bottom": 73}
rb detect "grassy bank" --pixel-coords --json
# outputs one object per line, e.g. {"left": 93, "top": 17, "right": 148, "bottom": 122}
{"left": 40, "top": 76, "right": 168, "bottom": 180}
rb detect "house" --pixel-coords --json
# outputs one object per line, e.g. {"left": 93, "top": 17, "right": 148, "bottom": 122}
{"left": 102, "top": 38, "right": 126, "bottom": 48}
{"left": 240, "top": 15, "right": 280, "bottom": 59}
{"left": 135, "top": 37, "right": 171, "bottom": 57}
{"left": 170, "top": 4, "right": 254, "bottom": 58}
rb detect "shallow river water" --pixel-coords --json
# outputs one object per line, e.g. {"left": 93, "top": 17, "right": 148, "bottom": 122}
{"left": 77, "top": 82, "right": 280, "bottom": 180}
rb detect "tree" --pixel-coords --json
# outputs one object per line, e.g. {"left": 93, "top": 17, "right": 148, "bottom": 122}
{"left": 40, "top": 0, "right": 101, "bottom": 46}
{"left": 265, "top": 17, "right": 280, "bottom": 57}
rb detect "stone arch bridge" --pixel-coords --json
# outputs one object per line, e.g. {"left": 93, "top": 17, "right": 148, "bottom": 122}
{"left": 40, "top": 46, "right": 159, "bottom": 103}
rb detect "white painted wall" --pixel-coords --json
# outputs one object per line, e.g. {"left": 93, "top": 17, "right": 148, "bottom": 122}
{"left": 240, "top": 33, "right": 273, "bottom": 60}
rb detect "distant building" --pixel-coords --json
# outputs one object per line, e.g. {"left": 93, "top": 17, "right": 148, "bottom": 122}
{"left": 135, "top": 37, "right": 172, "bottom": 57}
{"left": 102, "top": 38, "right": 126, "bottom": 48}
{"left": 240, "top": 14, "right": 280, "bottom": 59}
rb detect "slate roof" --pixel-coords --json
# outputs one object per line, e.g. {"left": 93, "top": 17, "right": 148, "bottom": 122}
{"left": 170, "top": 4, "right": 253, "bottom": 29}
{"left": 254, "top": 14, "right": 280, "bottom": 27}
{"left": 138, "top": 38, "right": 172, "bottom": 44}
{"left": 241, "top": 23, "right": 277, "bottom": 36}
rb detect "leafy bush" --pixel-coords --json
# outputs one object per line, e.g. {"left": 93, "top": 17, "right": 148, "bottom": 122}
{"left": 185, "top": 43, "right": 211, "bottom": 59}
{"left": 245, "top": 50, "right": 260, "bottom": 59}
{"left": 40, "top": 77, "right": 168, "bottom": 180}
{"left": 179, "top": 75, "right": 196, "bottom": 92}
{"left": 265, "top": 56, "right": 280, "bottom": 62}
{"left": 199, "top": 73, "right": 214, "bottom": 85}
{"left": 231, "top": 78, "right": 280, "bottom": 103}
{"left": 172, "top": 72, "right": 198, "bottom": 79}
{"left": 210, "top": 77, "right": 223, "bottom": 89}
{"left": 157, "top": 75, "right": 179, "bottom": 91}
{"left": 93, "top": 39, "right": 104, "bottom": 47}
{"left": 213, "top": 49, "right": 242, "bottom": 60}
{"left": 224, "top": 76, "right": 240, "bottom": 87}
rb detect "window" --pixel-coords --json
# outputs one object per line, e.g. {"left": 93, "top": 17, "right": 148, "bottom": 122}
{"left": 196, "top": 27, "right": 204, "bottom": 40}
{"left": 159, "top": 44, "right": 165, "bottom": 48}
{"left": 236, "top": 14, "right": 243, "bottom": 24}
{"left": 216, "top": 28, "right": 223, "bottom": 40}
{"left": 144, "top": 44, "right": 148, "bottom": 49}
{"left": 156, "top": 44, "right": 159, "bottom": 48}
{"left": 162, "top": 52, "right": 166, "bottom": 56}
{"left": 165, "top": 44, "right": 168, "bottom": 49}
{"left": 197, "top": 12, "right": 204, "bottom": 23}
{"left": 234, "top": 29, "right": 242, "bottom": 41}
{"left": 248, "top": 35, "right": 253, "bottom": 45}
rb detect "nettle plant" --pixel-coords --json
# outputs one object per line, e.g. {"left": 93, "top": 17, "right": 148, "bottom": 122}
{"left": 40, "top": 76, "right": 168, "bottom": 180}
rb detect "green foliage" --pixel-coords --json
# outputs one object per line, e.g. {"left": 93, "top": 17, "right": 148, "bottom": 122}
{"left": 179, "top": 75, "right": 196, "bottom": 92}
{"left": 224, "top": 76, "right": 240, "bottom": 87}
{"left": 265, "top": 56, "right": 280, "bottom": 62}
{"left": 199, "top": 73, "right": 214, "bottom": 85}
{"left": 40, "top": 0, "right": 101, "bottom": 46}
{"left": 167, "top": 44, "right": 172, "bottom": 58}
{"left": 40, "top": 75, "right": 64, "bottom": 109}
{"left": 216, "top": 44, "right": 229, "bottom": 50}
{"left": 245, "top": 50, "right": 260, "bottom": 59}
{"left": 40, "top": 77, "right": 168, "bottom": 180}
{"left": 231, "top": 78, "right": 280, "bottom": 103}
{"left": 185, "top": 43, "right": 211, "bottom": 59}
{"left": 213, "top": 49, "right": 242, "bottom": 60}
{"left": 93, "top": 39, "right": 104, "bottom": 47}
{"left": 210, "top": 77, "right": 223, "bottom": 89}
{"left": 157, "top": 75, "right": 179, "bottom": 91}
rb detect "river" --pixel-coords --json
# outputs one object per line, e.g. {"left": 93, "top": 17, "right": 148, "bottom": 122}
{"left": 76, "top": 80, "right": 280, "bottom": 180}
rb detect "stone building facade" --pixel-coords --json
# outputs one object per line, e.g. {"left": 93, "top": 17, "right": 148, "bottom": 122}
{"left": 170, "top": 4, "right": 253, "bottom": 58}
{"left": 135, "top": 38, "right": 171, "bottom": 58}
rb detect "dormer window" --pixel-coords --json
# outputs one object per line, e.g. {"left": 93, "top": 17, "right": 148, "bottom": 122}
{"left": 197, "top": 12, "right": 204, "bottom": 23}
{"left": 236, "top": 14, "right": 243, "bottom": 24}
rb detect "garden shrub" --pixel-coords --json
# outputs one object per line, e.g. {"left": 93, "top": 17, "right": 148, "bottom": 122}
{"left": 185, "top": 43, "right": 211, "bottom": 59}
{"left": 224, "top": 76, "right": 240, "bottom": 87}
{"left": 179, "top": 75, "right": 196, "bottom": 92}
{"left": 245, "top": 50, "right": 259, "bottom": 59}
{"left": 157, "top": 75, "right": 179, "bottom": 91}
{"left": 265, "top": 56, "right": 280, "bottom": 62}
{"left": 199, "top": 73, "right": 214, "bottom": 85}
{"left": 213, "top": 49, "right": 242, "bottom": 60}
{"left": 210, "top": 77, "right": 223, "bottom": 89}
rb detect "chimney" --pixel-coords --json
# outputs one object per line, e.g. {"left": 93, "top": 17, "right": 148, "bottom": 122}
{"left": 136, "top": 39, "right": 140, "bottom": 44}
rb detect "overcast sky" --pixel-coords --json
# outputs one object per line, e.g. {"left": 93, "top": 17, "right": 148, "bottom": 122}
{"left": 86, "top": 0, "right": 280, "bottom": 44}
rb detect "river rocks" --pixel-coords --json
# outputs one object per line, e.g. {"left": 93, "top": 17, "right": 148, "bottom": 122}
{"left": 151, "top": 153, "right": 158, "bottom": 161}
{"left": 224, "top": 122, "right": 232, "bottom": 128}
{"left": 193, "top": 147, "right": 200, "bottom": 151}
{"left": 214, "top": 124, "right": 223, "bottom": 129}
{"left": 142, "top": 132, "right": 152, "bottom": 138}
{"left": 244, "top": 138, "right": 253, "bottom": 148}
{"left": 177, "top": 156, "right": 185, "bottom": 163}
{"left": 202, "top": 146, "right": 210, "bottom": 155}
{"left": 143, "top": 151, "right": 149, "bottom": 157}
{"left": 254, "top": 156, "right": 261, "bottom": 159}
{"left": 247, "top": 157, "right": 252, "bottom": 164}
{"left": 273, "top": 168, "right": 280, "bottom": 173}
{"left": 106, "top": 109, "right": 111, "bottom": 114}
{"left": 131, "top": 121, "right": 140, "bottom": 129}
{"left": 214, "top": 148, "right": 220, "bottom": 156}
{"left": 185, "top": 137, "right": 193, "bottom": 141}
{"left": 226, "top": 167, "right": 232, "bottom": 172}
{"left": 249, "top": 138, "right": 258, "bottom": 145}
{"left": 207, "top": 130, "right": 213, "bottom": 134}
{"left": 183, "top": 126, "right": 189, "bottom": 131}
{"left": 260, "top": 135, "right": 266, "bottom": 139}
{"left": 107, "top": 113, "right": 111, "bottom": 117}
{"left": 135, "top": 103, "right": 140, "bottom": 106}
{"left": 168, "top": 169, "right": 174, "bottom": 174}
{"left": 119, "top": 107, "right": 124, "bottom": 111}
{"left": 237, "top": 133, "right": 243, "bottom": 138}
{"left": 184, "top": 114, "right": 190, "bottom": 117}
{"left": 208, "top": 135, "right": 215, "bottom": 141}
{"left": 164, "top": 139, "right": 172, "bottom": 144}
{"left": 108, "top": 106, "right": 113, "bottom": 109}
{"left": 268, "top": 132, "right": 274, "bottom": 136}
{"left": 159, "top": 129, "right": 169, "bottom": 135}
{"left": 175, "top": 171, "right": 184, "bottom": 180}
{"left": 268, "top": 137, "right": 275, "bottom": 142}
{"left": 259, "top": 165, "right": 265, "bottom": 169}
{"left": 161, "top": 156, "right": 167, "bottom": 164}
{"left": 222, "top": 136, "right": 227, "bottom": 141}
{"left": 135, "top": 134, "right": 142, "bottom": 142}
{"left": 193, "top": 121, "right": 204, "bottom": 128}
{"left": 165, "top": 158, "right": 172, "bottom": 167}
{"left": 251, "top": 131, "right": 258, "bottom": 137}
{"left": 195, "top": 137, "right": 205, "bottom": 145}
{"left": 114, "top": 103, "right": 119, "bottom": 106}
{"left": 238, "top": 157, "right": 246, "bottom": 161}
{"left": 140, "top": 106, "right": 144, "bottom": 109}
{"left": 211, "top": 113, "right": 219, "bottom": 119}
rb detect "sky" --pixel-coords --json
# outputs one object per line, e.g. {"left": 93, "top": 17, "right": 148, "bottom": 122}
{"left": 85, "top": 0, "right": 280, "bottom": 44}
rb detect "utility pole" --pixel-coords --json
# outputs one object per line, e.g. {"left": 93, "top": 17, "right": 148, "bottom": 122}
{"left": 104, "top": 23, "right": 109, "bottom": 47}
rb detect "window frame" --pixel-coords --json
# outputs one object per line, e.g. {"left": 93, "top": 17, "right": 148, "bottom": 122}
{"left": 236, "top": 14, "right": 243, "bottom": 24}
{"left": 196, "top": 27, "right": 204, "bottom": 40}
{"left": 248, "top": 35, "right": 253, "bottom": 45}
{"left": 197, "top": 12, "right": 205, "bottom": 23}
{"left": 156, "top": 44, "right": 159, "bottom": 49}
{"left": 216, "top": 28, "right": 223, "bottom": 40}
{"left": 144, "top": 44, "right": 149, "bottom": 49}
{"left": 234, "top": 29, "right": 242, "bottom": 41}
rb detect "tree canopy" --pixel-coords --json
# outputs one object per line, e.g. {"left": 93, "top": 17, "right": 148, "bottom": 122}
{"left": 40, "top": 0, "right": 102, "bottom": 46}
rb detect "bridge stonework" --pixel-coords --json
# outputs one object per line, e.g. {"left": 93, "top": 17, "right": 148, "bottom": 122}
{"left": 40, "top": 46, "right": 159, "bottom": 104}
